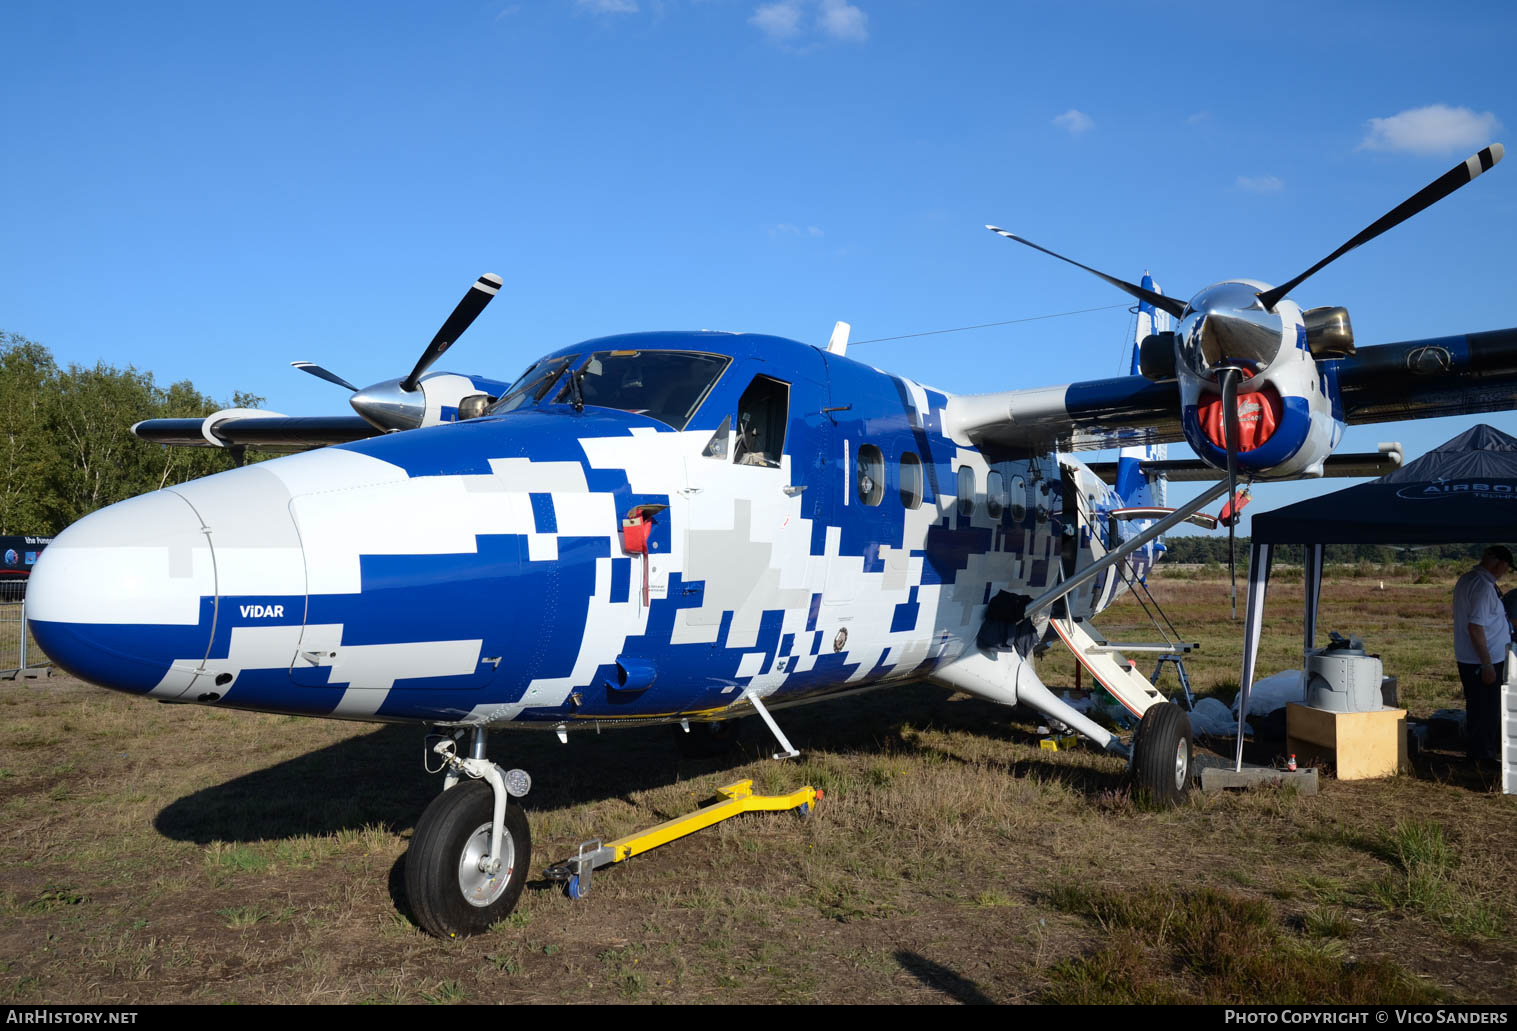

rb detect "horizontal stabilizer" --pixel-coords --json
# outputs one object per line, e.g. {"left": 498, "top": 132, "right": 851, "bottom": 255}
{"left": 1087, "top": 443, "right": 1403, "bottom": 484}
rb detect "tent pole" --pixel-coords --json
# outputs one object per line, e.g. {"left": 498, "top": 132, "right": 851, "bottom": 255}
{"left": 1304, "top": 542, "right": 1323, "bottom": 652}
{"left": 1235, "top": 542, "right": 1272, "bottom": 772}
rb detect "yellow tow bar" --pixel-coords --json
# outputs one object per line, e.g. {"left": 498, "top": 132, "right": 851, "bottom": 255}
{"left": 546, "top": 779, "right": 821, "bottom": 900}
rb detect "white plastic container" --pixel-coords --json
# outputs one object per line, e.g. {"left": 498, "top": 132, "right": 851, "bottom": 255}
{"left": 1304, "top": 634, "right": 1384, "bottom": 713}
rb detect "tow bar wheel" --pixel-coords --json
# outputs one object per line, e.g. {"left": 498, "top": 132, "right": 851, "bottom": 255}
{"left": 406, "top": 780, "right": 531, "bottom": 938}
{"left": 1130, "top": 701, "right": 1193, "bottom": 807}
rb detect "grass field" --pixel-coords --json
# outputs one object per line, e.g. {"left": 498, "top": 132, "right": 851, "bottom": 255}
{"left": 1, "top": 565, "right": 1513, "bottom": 1005}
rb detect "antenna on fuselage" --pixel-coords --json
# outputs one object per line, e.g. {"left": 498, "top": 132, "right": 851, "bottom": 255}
{"left": 826, "top": 321, "right": 851, "bottom": 356}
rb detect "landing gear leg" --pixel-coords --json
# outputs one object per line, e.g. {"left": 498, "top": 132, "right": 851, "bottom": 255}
{"left": 406, "top": 728, "right": 533, "bottom": 938}
{"left": 1129, "top": 702, "right": 1192, "bottom": 807}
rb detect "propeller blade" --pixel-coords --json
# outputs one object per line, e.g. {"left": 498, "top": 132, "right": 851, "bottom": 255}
{"left": 985, "top": 226, "right": 1189, "bottom": 319}
{"left": 290, "top": 361, "right": 360, "bottom": 393}
{"left": 1258, "top": 143, "right": 1504, "bottom": 311}
{"left": 399, "top": 273, "right": 504, "bottom": 393}
{"left": 1219, "top": 368, "right": 1242, "bottom": 620}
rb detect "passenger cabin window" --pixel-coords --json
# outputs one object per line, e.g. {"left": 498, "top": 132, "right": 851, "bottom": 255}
{"left": 957, "top": 466, "right": 976, "bottom": 516}
{"left": 524, "top": 350, "right": 730, "bottom": 428}
{"left": 986, "top": 470, "right": 1005, "bottom": 519}
{"left": 733, "top": 376, "right": 789, "bottom": 467}
{"left": 1009, "top": 474, "right": 1028, "bottom": 522}
{"left": 857, "top": 445, "right": 884, "bottom": 505}
{"left": 899, "top": 452, "right": 923, "bottom": 510}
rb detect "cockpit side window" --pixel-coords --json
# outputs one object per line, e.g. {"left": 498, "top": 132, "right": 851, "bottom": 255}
{"left": 702, "top": 415, "right": 731, "bottom": 459}
{"left": 732, "top": 375, "right": 790, "bottom": 468}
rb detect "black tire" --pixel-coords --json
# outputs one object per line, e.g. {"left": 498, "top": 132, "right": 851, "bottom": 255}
{"left": 1129, "top": 701, "right": 1193, "bottom": 807}
{"left": 674, "top": 718, "right": 743, "bottom": 759}
{"left": 405, "top": 780, "right": 530, "bottom": 939}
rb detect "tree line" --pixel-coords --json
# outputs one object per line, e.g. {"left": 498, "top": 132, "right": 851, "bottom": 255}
{"left": 1, "top": 330, "right": 261, "bottom": 536}
{"left": 1159, "top": 535, "right": 1488, "bottom": 566}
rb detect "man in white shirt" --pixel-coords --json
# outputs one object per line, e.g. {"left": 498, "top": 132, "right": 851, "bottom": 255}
{"left": 1453, "top": 545, "right": 1513, "bottom": 762}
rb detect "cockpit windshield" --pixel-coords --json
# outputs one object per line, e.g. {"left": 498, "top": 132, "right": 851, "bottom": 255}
{"left": 488, "top": 355, "right": 580, "bottom": 415}
{"left": 555, "top": 350, "right": 730, "bottom": 429}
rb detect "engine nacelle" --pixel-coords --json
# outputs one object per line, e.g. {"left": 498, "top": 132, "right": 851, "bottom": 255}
{"left": 1173, "top": 280, "right": 1344, "bottom": 480}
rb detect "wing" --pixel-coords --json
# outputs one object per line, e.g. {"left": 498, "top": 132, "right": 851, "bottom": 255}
{"left": 946, "top": 376, "right": 1184, "bottom": 452}
{"left": 948, "top": 327, "right": 1517, "bottom": 453}
{"left": 132, "top": 410, "right": 383, "bottom": 451}
{"left": 1329, "top": 327, "right": 1517, "bottom": 424}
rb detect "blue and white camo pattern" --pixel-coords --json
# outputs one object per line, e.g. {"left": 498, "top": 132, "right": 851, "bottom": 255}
{"left": 29, "top": 331, "right": 1133, "bottom": 731}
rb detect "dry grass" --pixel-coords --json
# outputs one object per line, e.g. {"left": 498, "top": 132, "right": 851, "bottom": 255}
{"left": 0, "top": 568, "right": 1513, "bottom": 1004}
{"left": 1043, "top": 563, "right": 1471, "bottom": 715}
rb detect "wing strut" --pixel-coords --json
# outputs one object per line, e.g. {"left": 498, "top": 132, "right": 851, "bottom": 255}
{"left": 1022, "top": 477, "right": 1234, "bottom": 619}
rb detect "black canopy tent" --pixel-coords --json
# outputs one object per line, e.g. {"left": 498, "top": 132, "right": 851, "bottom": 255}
{"left": 1232, "top": 425, "right": 1517, "bottom": 769}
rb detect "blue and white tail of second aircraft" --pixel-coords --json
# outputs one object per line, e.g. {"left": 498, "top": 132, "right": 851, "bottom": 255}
{"left": 1114, "top": 274, "right": 1172, "bottom": 570}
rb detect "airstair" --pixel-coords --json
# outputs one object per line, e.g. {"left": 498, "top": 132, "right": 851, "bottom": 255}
{"left": 1049, "top": 615, "right": 1194, "bottom": 721}
{"left": 1041, "top": 477, "right": 1209, "bottom": 722}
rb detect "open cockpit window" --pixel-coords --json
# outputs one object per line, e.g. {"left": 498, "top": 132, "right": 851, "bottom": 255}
{"left": 488, "top": 355, "right": 579, "bottom": 415}
{"left": 733, "top": 375, "right": 789, "bottom": 468}
{"left": 555, "top": 350, "right": 730, "bottom": 429}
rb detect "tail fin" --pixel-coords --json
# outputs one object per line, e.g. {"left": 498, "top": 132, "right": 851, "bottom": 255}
{"left": 1116, "top": 274, "right": 1172, "bottom": 563}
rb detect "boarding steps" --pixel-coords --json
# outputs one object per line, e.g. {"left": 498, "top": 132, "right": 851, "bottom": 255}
{"left": 1049, "top": 616, "right": 1180, "bottom": 720}
{"left": 1033, "top": 474, "right": 1217, "bottom": 723}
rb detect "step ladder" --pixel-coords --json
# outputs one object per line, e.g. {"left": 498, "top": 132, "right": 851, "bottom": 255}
{"left": 1048, "top": 616, "right": 1186, "bottom": 720}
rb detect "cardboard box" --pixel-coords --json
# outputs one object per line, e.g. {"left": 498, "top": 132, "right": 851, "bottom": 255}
{"left": 1286, "top": 703, "right": 1408, "bottom": 780}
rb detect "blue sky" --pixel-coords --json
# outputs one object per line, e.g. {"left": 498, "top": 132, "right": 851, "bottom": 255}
{"left": 3, "top": 1, "right": 1514, "bottom": 533}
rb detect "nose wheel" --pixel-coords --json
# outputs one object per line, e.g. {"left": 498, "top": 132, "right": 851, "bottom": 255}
{"left": 405, "top": 780, "right": 531, "bottom": 938}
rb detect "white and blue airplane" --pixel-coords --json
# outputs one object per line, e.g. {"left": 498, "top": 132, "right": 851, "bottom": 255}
{"left": 26, "top": 145, "right": 1515, "bottom": 937}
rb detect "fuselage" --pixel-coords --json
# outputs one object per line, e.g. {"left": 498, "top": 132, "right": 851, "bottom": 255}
{"left": 28, "top": 331, "right": 1136, "bottom": 728}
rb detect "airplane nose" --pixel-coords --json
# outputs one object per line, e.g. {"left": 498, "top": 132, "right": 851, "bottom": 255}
{"left": 27, "top": 490, "right": 216, "bottom": 697}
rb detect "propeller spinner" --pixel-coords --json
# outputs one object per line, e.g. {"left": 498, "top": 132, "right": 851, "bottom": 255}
{"left": 292, "top": 273, "right": 504, "bottom": 431}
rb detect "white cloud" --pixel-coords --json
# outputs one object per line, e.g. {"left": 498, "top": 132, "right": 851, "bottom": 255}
{"left": 1052, "top": 109, "right": 1094, "bottom": 135}
{"left": 818, "top": 0, "right": 867, "bottom": 42}
{"left": 769, "top": 223, "right": 824, "bottom": 238}
{"left": 576, "top": 0, "right": 639, "bottom": 13}
{"left": 751, "top": 1, "right": 803, "bottom": 40}
{"left": 1361, "top": 104, "right": 1501, "bottom": 155}
{"left": 1186, "top": 110, "right": 1210, "bottom": 125}
{"left": 1236, "top": 175, "right": 1284, "bottom": 193}
{"left": 751, "top": 0, "right": 867, "bottom": 46}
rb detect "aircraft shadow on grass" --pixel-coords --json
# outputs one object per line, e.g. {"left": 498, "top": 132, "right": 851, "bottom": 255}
{"left": 153, "top": 684, "right": 1126, "bottom": 845}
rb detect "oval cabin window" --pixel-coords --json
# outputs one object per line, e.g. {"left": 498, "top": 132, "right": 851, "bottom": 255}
{"left": 857, "top": 445, "right": 885, "bottom": 506}
{"left": 899, "top": 453, "right": 923, "bottom": 510}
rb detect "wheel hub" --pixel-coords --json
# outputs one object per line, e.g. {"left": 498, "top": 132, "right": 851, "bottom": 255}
{"left": 1173, "top": 738, "right": 1188, "bottom": 790}
{"left": 458, "top": 822, "right": 515, "bottom": 908}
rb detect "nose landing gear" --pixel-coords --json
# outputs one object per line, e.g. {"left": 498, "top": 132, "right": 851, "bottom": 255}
{"left": 406, "top": 729, "right": 532, "bottom": 938}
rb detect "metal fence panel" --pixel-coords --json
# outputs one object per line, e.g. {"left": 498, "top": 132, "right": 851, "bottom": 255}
{"left": 1, "top": 579, "right": 48, "bottom": 676}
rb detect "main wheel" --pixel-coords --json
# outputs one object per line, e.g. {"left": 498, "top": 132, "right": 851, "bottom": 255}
{"left": 1129, "top": 702, "right": 1193, "bottom": 807}
{"left": 405, "top": 780, "right": 530, "bottom": 938}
